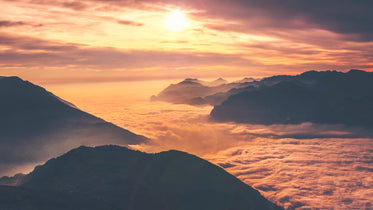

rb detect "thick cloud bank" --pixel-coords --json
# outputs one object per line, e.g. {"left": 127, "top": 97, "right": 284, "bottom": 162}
{"left": 206, "top": 138, "right": 373, "bottom": 209}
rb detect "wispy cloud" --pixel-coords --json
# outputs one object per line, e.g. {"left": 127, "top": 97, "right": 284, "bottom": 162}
{"left": 0, "top": 33, "right": 261, "bottom": 75}
{"left": 0, "top": 20, "right": 27, "bottom": 27}
{"left": 117, "top": 20, "right": 144, "bottom": 26}
{"left": 0, "top": 20, "right": 42, "bottom": 28}
{"left": 1, "top": 0, "right": 373, "bottom": 81}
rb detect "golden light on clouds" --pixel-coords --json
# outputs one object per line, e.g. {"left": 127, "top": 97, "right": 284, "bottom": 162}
{"left": 0, "top": 0, "right": 372, "bottom": 83}
{"left": 44, "top": 80, "right": 373, "bottom": 209}
{"left": 164, "top": 9, "right": 190, "bottom": 32}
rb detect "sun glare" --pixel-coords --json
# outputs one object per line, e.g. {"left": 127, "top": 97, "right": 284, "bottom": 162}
{"left": 164, "top": 10, "right": 190, "bottom": 32}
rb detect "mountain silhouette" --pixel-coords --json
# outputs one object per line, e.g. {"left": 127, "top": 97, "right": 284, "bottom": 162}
{"left": 151, "top": 78, "right": 215, "bottom": 105}
{"left": 151, "top": 78, "right": 255, "bottom": 105}
{"left": 211, "top": 70, "right": 373, "bottom": 126}
{"left": 1, "top": 145, "right": 283, "bottom": 210}
{"left": 0, "top": 173, "right": 25, "bottom": 186}
{"left": 0, "top": 76, "right": 147, "bottom": 176}
{"left": 205, "top": 78, "right": 228, "bottom": 87}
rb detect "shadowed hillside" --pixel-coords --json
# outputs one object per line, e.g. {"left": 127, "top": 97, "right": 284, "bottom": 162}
{"left": 0, "top": 185, "right": 118, "bottom": 210}
{"left": 211, "top": 70, "right": 373, "bottom": 126}
{"left": 0, "top": 76, "right": 147, "bottom": 176}
{"left": 153, "top": 70, "right": 373, "bottom": 126}
{"left": 1, "top": 145, "right": 283, "bottom": 210}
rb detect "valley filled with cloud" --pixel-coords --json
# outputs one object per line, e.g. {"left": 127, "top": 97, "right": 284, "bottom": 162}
{"left": 45, "top": 80, "right": 373, "bottom": 209}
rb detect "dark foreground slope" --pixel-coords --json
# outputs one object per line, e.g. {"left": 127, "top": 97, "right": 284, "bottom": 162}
{"left": 0, "top": 185, "right": 117, "bottom": 210}
{"left": 0, "top": 76, "right": 147, "bottom": 175}
{"left": 1, "top": 145, "right": 282, "bottom": 210}
{"left": 211, "top": 70, "right": 373, "bottom": 126}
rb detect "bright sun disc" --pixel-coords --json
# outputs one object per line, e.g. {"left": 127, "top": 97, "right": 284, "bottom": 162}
{"left": 164, "top": 10, "right": 189, "bottom": 32}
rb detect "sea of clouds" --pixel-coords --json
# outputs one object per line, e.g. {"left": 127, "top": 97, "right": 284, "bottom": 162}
{"left": 46, "top": 81, "right": 373, "bottom": 209}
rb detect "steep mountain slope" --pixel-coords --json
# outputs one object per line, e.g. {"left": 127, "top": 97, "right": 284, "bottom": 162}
{"left": 4, "top": 145, "right": 282, "bottom": 210}
{"left": 0, "top": 76, "right": 147, "bottom": 176}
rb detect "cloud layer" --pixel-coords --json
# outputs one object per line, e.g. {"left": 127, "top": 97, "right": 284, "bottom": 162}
{"left": 207, "top": 137, "right": 373, "bottom": 209}
{"left": 42, "top": 80, "right": 373, "bottom": 209}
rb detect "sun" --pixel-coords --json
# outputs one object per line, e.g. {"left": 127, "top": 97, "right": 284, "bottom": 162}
{"left": 164, "top": 10, "right": 190, "bottom": 32}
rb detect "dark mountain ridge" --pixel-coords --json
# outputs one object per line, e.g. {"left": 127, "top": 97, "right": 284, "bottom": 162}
{"left": 1, "top": 145, "right": 283, "bottom": 210}
{"left": 152, "top": 70, "right": 373, "bottom": 126}
{"left": 211, "top": 70, "right": 373, "bottom": 126}
{"left": 0, "top": 76, "right": 147, "bottom": 176}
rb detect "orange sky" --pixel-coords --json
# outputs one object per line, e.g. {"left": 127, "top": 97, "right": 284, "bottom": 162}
{"left": 1, "top": 0, "right": 373, "bottom": 83}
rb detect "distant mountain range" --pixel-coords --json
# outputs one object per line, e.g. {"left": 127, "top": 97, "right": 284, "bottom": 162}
{"left": 0, "top": 145, "right": 283, "bottom": 210}
{"left": 151, "top": 77, "right": 255, "bottom": 105}
{"left": 0, "top": 76, "right": 147, "bottom": 176}
{"left": 211, "top": 70, "right": 373, "bottom": 126}
{"left": 153, "top": 70, "right": 373, "bottom": 126}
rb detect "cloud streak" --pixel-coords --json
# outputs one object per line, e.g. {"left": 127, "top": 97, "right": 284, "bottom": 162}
{"left": 0, "top": 20, "right": 27, "bottom": 27}
{"left": 117, "top": 20, "right": 144, "bottom": 26}
{"left": 0, "top": 32, "right": 269, "bottom": 81}
{"left": 0, "top": 20, "right": 42, "bottom": 28}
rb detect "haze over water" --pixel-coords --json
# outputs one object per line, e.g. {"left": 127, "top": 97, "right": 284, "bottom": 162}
{"left": 44, "top": 80, "right": 373, "bottom": 209}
